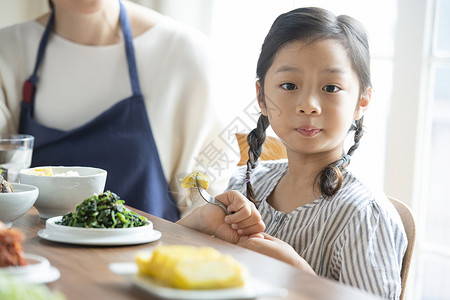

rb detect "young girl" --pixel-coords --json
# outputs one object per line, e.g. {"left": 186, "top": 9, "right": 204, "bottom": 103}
{"left": 224, "top": 7, "right": 407, "bottom": 300}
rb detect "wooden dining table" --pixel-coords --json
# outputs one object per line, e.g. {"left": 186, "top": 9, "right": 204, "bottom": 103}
{"left": 12, "top": 206, "right": 382, "bottom": 300}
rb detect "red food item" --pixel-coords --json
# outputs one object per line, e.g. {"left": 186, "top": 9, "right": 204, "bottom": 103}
{"left": 0, "top": 223, "right": 27, "bottom": 267}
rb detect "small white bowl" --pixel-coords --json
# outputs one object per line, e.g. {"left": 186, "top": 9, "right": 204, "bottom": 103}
{"left": 0, "top": 253, "right": 60, "bottom": 284}
{"left": 19, "top": 166, "right": 107, "bottom": 219}
{"left": 0, "top": 183, "right": 39, "bottom": 227}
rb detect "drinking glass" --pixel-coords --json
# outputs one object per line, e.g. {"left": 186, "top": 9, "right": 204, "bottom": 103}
{"left": 0, "top": 134, "right": 34, "bottom": 182}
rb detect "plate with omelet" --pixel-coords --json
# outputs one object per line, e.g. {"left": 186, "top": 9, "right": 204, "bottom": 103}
{"left": 109, "top": 244, "right": 287, "bottom": 299}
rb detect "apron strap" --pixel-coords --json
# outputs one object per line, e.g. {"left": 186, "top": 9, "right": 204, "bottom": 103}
{"left": 119, "top": 0, "right": 142, "bottom": 96}
{"left": 23, "top": 10, "right": 55, "bottom": 105}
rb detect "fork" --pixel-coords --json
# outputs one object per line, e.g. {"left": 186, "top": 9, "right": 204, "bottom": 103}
{"left": 195, "top": 176, "right": 231, "bottom": 215}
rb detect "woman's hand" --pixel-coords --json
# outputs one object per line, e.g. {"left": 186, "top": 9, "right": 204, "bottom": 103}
{"left": 238, "top": 233, "right": 316, "bottom": 275}
{"left": 177, "top": 190, "right": 265, "bottom": 244}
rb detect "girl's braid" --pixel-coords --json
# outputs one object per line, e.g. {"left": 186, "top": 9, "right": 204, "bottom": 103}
{"left": 245, "top": 114, "right": 270, "bottom": 204}
{"left": 317, "top": 117, "right": 364, "bottom": 196}
{"left": 346, "top": 117, "right": 364, "bottom": 156}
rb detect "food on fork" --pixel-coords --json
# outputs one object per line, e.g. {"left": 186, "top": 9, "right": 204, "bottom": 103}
{"left": 181, "top": 172, "right": 210, "bottom": 189}
{"left": 181, "top": 171, "right": 230, "bottom": 213}
{"left": 135, "top": 245, "right": 247, "bottom": 289}
{"left": 0, "top": 221, "right": 27, "bottom": 267}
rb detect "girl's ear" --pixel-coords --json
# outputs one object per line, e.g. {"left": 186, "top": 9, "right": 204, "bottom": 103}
{"left": 256, "top": 81, "right": 268, "bottom": 116}
{"left": 354, "top": 87, "right": 372, "bottom": 120}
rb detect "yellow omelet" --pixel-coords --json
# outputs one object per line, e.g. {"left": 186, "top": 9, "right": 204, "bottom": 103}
{"left": 180, "top": 172, "right": 210, "bottom": 189}
{"left": 135, "top": 245, "right": 247, "bottom": 289}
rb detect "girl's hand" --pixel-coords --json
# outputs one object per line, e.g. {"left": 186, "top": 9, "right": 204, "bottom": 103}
{"left": 237, "top": 233, "right": 316, "bottom": 275}
{"left": 177, "top": 190, "right": 265, "bottom": 244}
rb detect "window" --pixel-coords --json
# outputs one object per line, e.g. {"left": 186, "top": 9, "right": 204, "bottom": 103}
{"left": 417, "top": 0, "right": 450, "bottom": 298}
{"left": 384, "top": 0, "right": 450, "bottom": 299}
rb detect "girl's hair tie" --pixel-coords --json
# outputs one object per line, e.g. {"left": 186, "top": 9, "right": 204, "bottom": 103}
{"left": 341, "top": 154, "right": 351, "bottom": 164}
{"left": 245, "top": 170, "right": 251, "bottom": 184}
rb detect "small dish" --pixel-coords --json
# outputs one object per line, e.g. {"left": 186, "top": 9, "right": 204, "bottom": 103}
{"left": 109, "top": 262, "right": 288, "bottom": 299}
{"left": 38, "top": 216, "right": 161, "bottom": 246}
{"left": 0, "top": 183, "right": 39, "bottom": 227}
{"left": 0, "top": 253, "right": 60, "bottom": 284}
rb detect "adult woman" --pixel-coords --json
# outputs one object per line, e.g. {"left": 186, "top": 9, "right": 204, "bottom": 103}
{"left": 0, "top": 0, "right": 232, "bottom": 221}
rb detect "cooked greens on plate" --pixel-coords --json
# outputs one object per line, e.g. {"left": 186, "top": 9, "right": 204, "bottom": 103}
{"left": 56, "top": 191, "right": 148, "bottom": 228}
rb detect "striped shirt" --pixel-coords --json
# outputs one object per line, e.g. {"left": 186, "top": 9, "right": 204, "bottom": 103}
{"left": 227, "top": 160, "right": 407, "bottom": 300}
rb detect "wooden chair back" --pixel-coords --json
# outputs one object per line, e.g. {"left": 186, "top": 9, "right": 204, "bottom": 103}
{"left": 388, "top": 196, "right": 416, "bottom": 300}
{"left": 236, "top": 133, "right": 286, "bottom": 166}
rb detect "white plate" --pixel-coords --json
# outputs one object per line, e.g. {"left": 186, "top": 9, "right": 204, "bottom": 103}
{"left": 109, "top": 262, "right": 287, "bottom": 299}
{"left": 0, "top": 253, "right": 60, "bottom": 284}
{"left": 38, "top": 216, "right": 161, "bottom": 246}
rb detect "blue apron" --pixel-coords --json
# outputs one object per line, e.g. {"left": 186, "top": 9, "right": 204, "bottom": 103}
{"left": 19, "top": 1, "right": 180, "bottom": 222}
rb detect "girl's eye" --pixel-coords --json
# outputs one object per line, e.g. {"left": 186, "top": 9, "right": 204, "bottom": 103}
{"left": 281, "top": 83, "right": 298, "bottom": 90}
{"left": 322, "top": 85, "right": 341, "bottom": 93}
